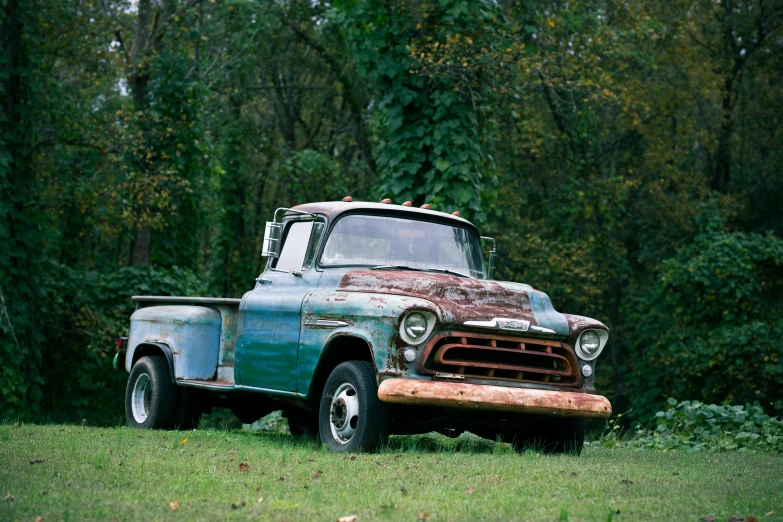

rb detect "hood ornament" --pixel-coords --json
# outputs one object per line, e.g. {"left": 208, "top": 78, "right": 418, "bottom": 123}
{"left": 464, "top": 317, "right": 556, "bottom": 334}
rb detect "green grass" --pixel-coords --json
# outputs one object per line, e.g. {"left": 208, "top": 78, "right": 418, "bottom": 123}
{"left": 1, "top": 424, "right": 782, "bottom": 521}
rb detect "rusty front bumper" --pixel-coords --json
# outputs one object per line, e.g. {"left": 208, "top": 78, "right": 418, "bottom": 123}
{"left": 377, "top": 379, "right": 612, "bottom": 419}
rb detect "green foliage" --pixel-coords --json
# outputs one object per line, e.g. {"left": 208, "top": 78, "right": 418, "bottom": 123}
{"left": 2, "top": 0, "right": 783, "bottom": 425}
{"left": 624, "top": 225, "right": 783, "bottom": 418}
{"left": 334, "top": 0, "right": 507, "bottom": 219}
{"left": 33, "top": 264, "right": 204, "bottom": 424}
{"left": 601, "top": 399, "right": 783, "bottom": 452}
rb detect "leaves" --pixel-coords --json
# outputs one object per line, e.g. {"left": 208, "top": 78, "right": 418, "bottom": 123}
{"left": 169, "top": 500, "right": 179, "bottom": 511}
{"left": 239, "top": 462, "right": 249, "bottom": 472}
{"left": 602, "top": 400, "right": 783, "bottom": 453}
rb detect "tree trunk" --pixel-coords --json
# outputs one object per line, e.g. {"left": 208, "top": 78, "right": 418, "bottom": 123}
{"left": 130, "top": 225, "right": 152, "bottom": 266}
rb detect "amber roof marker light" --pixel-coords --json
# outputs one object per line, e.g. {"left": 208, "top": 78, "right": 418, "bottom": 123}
{"left": 402, "top": 201, "right": 413, "bottom": 207}
{"left": 342, "top": 196, "right": 353, "bottom": 202}
{"left": 420, "top": 204, "right": 431, "bottom": 209}
{"left": 381, "top": 198, "right": 392, "bottom": 204}
{"left": 451, "top": 211, "right": 461, "bottom": 217}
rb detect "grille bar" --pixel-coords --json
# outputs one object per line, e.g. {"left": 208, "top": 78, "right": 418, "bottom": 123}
{"left": 434, "top": 344, "right": 572, "bottom": 376}
{"left": 418, "top": 331, "right": 580, "bottom": 386}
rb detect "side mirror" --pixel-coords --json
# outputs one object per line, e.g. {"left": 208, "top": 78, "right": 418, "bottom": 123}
{"left": 262, "top": 221, "right": 283, "bottom": 258}
{"left": 487, "top": 249, "right": 496, "bottom": 280}
{"left": 481, "top": 236, "right": 497, "bottom": 280}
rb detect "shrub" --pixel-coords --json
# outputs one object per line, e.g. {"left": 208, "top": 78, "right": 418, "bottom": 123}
{"left": 624, "top": 229, "right": 783, "bottom": 420}
{"left": 601, "top": 399, "right": 783, "bottom": 452}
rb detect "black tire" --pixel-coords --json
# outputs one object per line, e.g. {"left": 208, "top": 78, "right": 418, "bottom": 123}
{"left": 125, "top": 356, "right": 176, "bottom": 429}
{"left": 508, "top": 417, "right": 586, "bottom": 455}
{"left": 285, "top": 408, "right": 318, "bottom": 437}
{"left": 318, "top": 361, "right": 389, "bottom": 452}
{"left": 174, "top": 387, "right": 203, "bottom": 430}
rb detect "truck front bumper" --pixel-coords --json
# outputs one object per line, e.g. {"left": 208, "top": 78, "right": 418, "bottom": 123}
{"left": 377, "top": 379, "right": 612, "bottom": 419}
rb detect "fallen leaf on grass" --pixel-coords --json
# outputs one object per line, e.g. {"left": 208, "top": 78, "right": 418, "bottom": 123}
{"left": 766, "top": 511, "right": 776, "bottom": 516}
{"left": 746, "top": 517, "right": 759, "bottom": 522}
{"left": 3, "top": 492, "right": 14, "bottom": 502}
{"left": 313, "top": 471, "right": 323, "bottom": 479}
{"left": 239, "top": 462, "right": 249, "bottom": 472}
{"left": 491, "top": 475, "right": 499, "bottom": 483}
{"left": 337, "top": 516, "right": 357, "bottom": 522}
{"left": 348, "top": 455, "right": 356, "bottom": 461}
{"left": 464, "top": 489, "right": 475, "bottom": 495}
{"left": 34, "top": 517, "right": 44, "bottom": 522}
{"left": 297, "top": 459, "right": 302, "bottom": 464}
{"left": 400, "top": 486, "right": 408, "bottom": 495}
{"left": 699, "top": 516, "right": 714, "bottom": 522}
{"left": 230, "top": 501, "right": 246, "bottom": 510}
{"left": 374, "top": 459, "right": 386, "bottom": 468}
{"left": 418, "top": 512, "right": 429, "bottom": 521}
{"left": 181, "top": 438, "right": 188, "bottom": 445}
{"left": 621, "top": 479, "right": 633, "bottom": 485}
{"left": 257, "top": 497, "right": 263, "bottom": 503}
{"left": 169, "top": 500, "right": 179, "bottom": 511}
{"left": 30, "top": 458, "right": 45, "bottom": 465}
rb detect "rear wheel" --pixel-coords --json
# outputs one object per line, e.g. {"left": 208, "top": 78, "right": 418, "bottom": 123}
{"left": 318, "top": 361, "right": 389, "bottom": 452}
{"left": 125, "top": 356, "right": 176, "bottom": 429}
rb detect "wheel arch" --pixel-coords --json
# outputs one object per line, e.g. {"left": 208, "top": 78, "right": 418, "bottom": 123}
{"left": 306, "top": 334, "right": 374, "bottom": 407}
{"left": 130, "top": 342, "right": 175, "bottom": 384}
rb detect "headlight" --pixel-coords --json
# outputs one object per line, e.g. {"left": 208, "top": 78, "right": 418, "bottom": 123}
{"left": 399, "top": 311, "right": 435, "bottom": 345}
{"left": 404, "top": 312, "right": 428, "bottom": 340}
{"left": 576, "top": 329, "right": 607, "bottom": 360}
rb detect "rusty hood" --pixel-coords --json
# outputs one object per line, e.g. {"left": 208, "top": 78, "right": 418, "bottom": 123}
{"left": 339, "top": 270, "right": 570, "bottom": 337}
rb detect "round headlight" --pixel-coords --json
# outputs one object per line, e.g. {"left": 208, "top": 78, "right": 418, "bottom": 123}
{"left": 404, "top": 312, "right": 428, "bottom": 340}
{"left": 579, "top": 330, "right": 601, "bottom": 359}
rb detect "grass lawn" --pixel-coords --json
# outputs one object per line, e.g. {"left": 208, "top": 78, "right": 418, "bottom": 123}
{"left": 1, "top": 424, "right": 782, "bottom": 521}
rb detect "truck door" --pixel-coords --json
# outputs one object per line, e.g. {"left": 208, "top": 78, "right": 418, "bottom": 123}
{"left": 235, "top": 219, "right": 324, "bottom": 392}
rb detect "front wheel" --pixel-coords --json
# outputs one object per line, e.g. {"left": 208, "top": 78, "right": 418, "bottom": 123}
{"left": 125, "top": 356, "right": 176, "bottom": 429}
{"left": 318, "top": 361, "right": 389, "bottom": 452}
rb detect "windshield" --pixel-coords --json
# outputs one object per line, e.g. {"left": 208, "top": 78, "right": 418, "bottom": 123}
{"left": 320, "top": 214, "right": 486, "bottom": 278}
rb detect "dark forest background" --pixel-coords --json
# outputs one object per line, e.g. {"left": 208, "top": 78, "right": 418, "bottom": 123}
{"left": 1, "top": 0, "right": 782, "bottom": 425}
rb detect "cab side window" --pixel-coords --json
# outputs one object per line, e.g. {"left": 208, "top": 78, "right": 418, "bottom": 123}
{"left": 275, "top": 221, "right": 314, "bottom": 272}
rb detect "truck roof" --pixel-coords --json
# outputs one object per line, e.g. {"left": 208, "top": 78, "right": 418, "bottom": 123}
{"left": 289, "top": 200, "right": 477, "bottom": 230}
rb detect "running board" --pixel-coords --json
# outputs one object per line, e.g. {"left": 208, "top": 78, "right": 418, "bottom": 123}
{"left": 177, "top": 379, "right": 235, "bottom": 391}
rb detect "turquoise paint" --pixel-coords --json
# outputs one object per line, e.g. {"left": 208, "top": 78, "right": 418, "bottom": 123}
{"left": 234, "top": 268, "right": 322, "bottom": 391}
{"left": 297, "top": 290, "right": 440, "bottom": 397}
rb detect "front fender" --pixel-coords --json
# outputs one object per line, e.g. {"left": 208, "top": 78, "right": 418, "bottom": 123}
{"left": 297, "top": 291, "right": 441, "bottom": 397}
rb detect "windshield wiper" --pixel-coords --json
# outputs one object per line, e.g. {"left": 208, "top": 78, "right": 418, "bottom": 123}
{"left": 425, "top": 267, "right": 473, "bottom": 278}
{"left": 370, "top": 265, "right": 423, "bottom": 271}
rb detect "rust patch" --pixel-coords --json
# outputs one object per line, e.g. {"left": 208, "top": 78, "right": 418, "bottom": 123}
{"left": 340, "top": 271, "right": 535, "bottom": 324}
{"left": 415, "top": 331, "right": 580, "bottom": 387}
{"left": 377, "top": 379, "right": 612, "bottom": 418}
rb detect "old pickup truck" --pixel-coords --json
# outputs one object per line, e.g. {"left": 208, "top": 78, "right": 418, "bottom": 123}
{"left": 116, "top": 199, "right": 611, "bottom": 454}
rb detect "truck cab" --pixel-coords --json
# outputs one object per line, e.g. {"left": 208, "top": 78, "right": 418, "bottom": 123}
{"left": 119, "top": 199, "right": 611, "bottom": 454}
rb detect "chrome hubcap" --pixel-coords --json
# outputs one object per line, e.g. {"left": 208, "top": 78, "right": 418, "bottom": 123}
{"left": 329, "top": 383, "right": 359, "bottom": 444}
{"left": 131, "top": 373, "right": 151, "bottom": 423}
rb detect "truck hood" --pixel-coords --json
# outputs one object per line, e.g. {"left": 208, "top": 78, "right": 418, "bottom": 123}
{"left": 339, "top": 270, "right": 570, "bottom": 337}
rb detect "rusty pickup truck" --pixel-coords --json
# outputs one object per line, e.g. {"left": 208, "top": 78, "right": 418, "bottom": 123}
{"left": 116, "top": 199, "right": 611, "bottom": 454}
